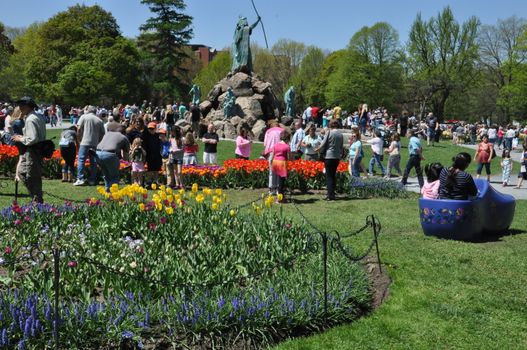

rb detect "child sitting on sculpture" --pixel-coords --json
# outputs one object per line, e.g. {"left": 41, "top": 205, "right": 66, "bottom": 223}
{"left": 421, "top": 162, "right": 443, "bottom": 199}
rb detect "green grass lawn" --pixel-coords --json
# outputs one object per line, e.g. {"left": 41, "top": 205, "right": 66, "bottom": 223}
{"left": 3, "top": 132, "right": 526, "bottom": 349}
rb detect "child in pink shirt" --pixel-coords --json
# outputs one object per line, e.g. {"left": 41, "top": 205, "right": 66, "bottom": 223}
{"left": 421, "top": 162, "right": 443, "bottom": 199}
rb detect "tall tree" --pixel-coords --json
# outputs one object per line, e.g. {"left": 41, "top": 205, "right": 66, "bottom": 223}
{"left": 253, "top": 44, "right": 291, "bottom": 106}
{"left": 478, "top": 16, "right": 527, "bottom": 120}
{"left": 407, "top": 7, "right": 480, "bottom": 120}
{"left": 349, "top": 22, "right": 400, "bottom": 65}
{"left": 290, "top": 46, "right": 325, "bottom": 109}
{"left": 138, "top": 0, "right": 193, "bottom": 102}
{"left": 271, "top": 39, "right": 306, "bottom": 72}
{"left": 0, "top": 23, "right": 14, "bottom": 71}
{"left": 0, "top": 5, "right": 143, "bottom": 105}
{"left": 0, "top": 23, "right": 42, "bottom": 100}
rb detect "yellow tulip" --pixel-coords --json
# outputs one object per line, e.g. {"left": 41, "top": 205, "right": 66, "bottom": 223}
{"left": 165, "top": 207, "right": 174, "bottom": 215}
{"left": 211, "top": 203, "right": 219, "bottom": 211}
{"left": 215, "top": 189, "right": 222, "bottom": 196}
{"left": 229, "top": 209, "right": 236, "bottom": 217}
{"left": 192, "top": 183, "right": 199, "bottom": 193}
{"left": 195, "top": 194, "right": 205, "bottom": 203}
{"left": 138, "top": 203, "right": 145, "bottom": 211}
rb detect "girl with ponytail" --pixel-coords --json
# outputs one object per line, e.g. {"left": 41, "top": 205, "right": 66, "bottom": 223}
{"left": 438, "top": 152, "right": 478, "bottom": 200}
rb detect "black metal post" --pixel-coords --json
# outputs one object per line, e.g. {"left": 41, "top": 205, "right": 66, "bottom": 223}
{"left": 373, "top": 216, "right": 382, "bottom": 273}
{"left": 321, "top": 232, "right": 328, "bottom": 318}
{"left": 14, "top": 180, "right": 18, "bottom": 203}
{"left": 53, "top": 247, "right": 60, "bottom": 350}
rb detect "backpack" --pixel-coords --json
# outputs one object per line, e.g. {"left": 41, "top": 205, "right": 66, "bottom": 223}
{"left": 39, "top": 140, "right": 56, "bottom": 158}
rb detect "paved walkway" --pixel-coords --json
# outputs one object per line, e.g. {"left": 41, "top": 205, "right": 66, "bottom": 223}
{"left": 47, "top": 123, "right": 526, "bottom": 199}
{"left": 400, "top": 142, "right": 527, "bottom": 200}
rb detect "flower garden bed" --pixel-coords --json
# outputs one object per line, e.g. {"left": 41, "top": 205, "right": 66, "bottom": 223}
{"left": 0, "top": 184, "right": 371, "bottom": 349}
{"left": 0, "top": 146, "right": 349, "bottom": 192}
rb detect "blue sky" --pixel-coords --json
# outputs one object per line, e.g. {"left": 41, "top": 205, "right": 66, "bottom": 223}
{"left": 1, "top": 0, "right": 526, "bottom": 51}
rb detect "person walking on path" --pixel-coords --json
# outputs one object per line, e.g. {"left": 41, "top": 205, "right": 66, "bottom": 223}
{"left": 384, "top": 133, "right": 402, "bottom": 178}
{"left": 474, "top": 134, "right": 493, "bottom": 182}
{"left": 514, "top": 143, "right": 527, "bottom": 189}
{"left": 11, "top": 97, "right": 46, "bottom": 203}
{"left": 401, "top": 128, "right": 424, "bottom": 188}
{"left": 74, "top": 106, "right": 105, "bottom": 186}
{"left": 501, "top": 149, "right": 513, "bottom": 187}
{"left": 316, "top": 119, "right": 344, "bottom": 201}
{"left": 348, "top": 130, "right": 364, "bottom": 178}
{"left": 367, "top": 130, "right": 386, "bottom": 177}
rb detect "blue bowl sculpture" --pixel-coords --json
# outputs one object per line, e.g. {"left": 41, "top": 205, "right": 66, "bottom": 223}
{"left": 419, "top": 179, "right": 515, "bottom": 240}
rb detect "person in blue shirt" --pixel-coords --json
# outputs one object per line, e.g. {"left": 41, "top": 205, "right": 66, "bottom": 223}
{"left": 290, "top": 121, "right": 305, "bottom": 160}
{"left": 401, "top": 128, "right": 424, "bottom": 187}
{"left": 348, "top": 130, "right": 364, "bottom": 178}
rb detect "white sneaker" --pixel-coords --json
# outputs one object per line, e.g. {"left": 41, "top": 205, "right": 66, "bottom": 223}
{"left": 73, "top": 179, "right": 86, "bottom": 186}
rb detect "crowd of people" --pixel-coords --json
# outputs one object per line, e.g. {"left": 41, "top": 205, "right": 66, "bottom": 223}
{"left": 1, "top": 97, "right": 527, "bottom": 203}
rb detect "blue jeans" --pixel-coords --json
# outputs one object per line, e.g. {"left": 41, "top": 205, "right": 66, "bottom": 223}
{"left": 369, "top": 153, "right": 385, "bottom": 175}
{"left": 95, "top": 151, "right": 120, "bottom": 191}
{"left": 402, "top": 154, "right": 424, "bottom": 187}
{"left": 350, "top": 156, "right": 363, "bottom": 177}
{"left": 77, "top": 145, "right": 97, "bottom": 182}
{"left": 359, "top": 119, "right": 367, "bottom": 135}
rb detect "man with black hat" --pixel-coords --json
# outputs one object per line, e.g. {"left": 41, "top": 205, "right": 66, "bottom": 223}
{"left": 11, "top": 97, "right": 46, "bottom": 203}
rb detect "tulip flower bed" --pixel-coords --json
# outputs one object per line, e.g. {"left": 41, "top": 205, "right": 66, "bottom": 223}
{"left": 203, "top": 159, "right": 350, "bottom": 192}
{"left": 0, "top": 144, "right": 131, "bottom": 179}
{"left": 0, "top": 184, "right": 371, "bottom": 349}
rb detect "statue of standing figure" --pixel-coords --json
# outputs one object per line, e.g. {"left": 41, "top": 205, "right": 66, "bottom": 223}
{"left": 232, "top": 16, "right": 261, "bottom": 74}
{"left": 284, "top": 86, "right": 295, "bottom": 117}
{"left": 189, "top": 84, "right": 201, "bottom": 106}
{"left": 223, "top": 87, "right": 236, "bottom": 119}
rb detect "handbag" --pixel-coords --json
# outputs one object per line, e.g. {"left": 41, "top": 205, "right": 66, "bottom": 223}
{"left": 521, "top": 165, "right": 526, "bottom": 173}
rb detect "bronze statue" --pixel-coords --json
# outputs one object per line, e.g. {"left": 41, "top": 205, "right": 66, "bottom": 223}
{"left": 284, "top": 86, "right": 295, "bottom": 117}
{"left": 189, "top": 84, "right": 201, "bottom": 105}
{"left": 232, "top": 16, "right": 261, "bottom": 74}
{"left": 223, "top": 87, "right": 236, "bottom": 119}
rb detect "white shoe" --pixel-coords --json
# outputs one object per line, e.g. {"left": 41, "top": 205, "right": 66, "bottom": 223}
{"left": 73, "top": 179, "right": 86, "bottom": 186}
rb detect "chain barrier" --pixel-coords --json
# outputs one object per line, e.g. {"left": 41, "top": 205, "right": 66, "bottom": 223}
{"left": 233, "top": 195, "right": 264, "bottom": 210}
{"left": 42, "top": 190, "right": 86, "bottom": 204}
{"left": 330, "top": 231, "right": 377, "bottom": 262}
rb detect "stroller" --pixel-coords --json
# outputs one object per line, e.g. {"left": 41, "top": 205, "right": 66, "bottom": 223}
{"left": 374, "top": 123, "right": 393, "bottom": 148}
